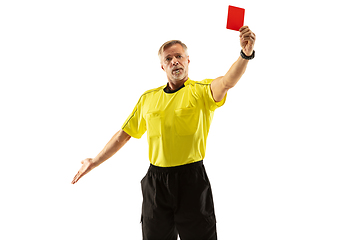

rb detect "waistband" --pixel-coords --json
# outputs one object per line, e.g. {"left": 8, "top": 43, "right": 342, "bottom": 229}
{"left": 149, "top": 160, "right": 203, "bottom": 173}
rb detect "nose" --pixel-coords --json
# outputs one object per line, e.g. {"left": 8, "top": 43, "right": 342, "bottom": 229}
{"left": 171, "top": 57, "right": 179, "bottom": 66}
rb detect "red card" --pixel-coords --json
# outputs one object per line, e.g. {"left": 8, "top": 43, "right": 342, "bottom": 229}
{"left": 226, "top": 5, "right": 245, "bottom": 31}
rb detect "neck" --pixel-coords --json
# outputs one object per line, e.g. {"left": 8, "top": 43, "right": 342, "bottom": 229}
{"left": 167, "top": 76, "right": 188, "bottom": 91}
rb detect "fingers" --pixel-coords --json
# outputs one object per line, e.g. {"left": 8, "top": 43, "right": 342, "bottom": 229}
{"left": 239, "top": 26, "right": 256, "bottom": 41}
{"left": 239, "top": 26, "right": 254, "bottom": 34}
{"left": 71, "top": 158, "right": 92, "bottom": 184}
{"left": 242, "top": 34, "right": 256, "bottom": 43}
{"left": 72, "top": 175, "right": 77, "bottom": 184}
{"left": 72, "top": 171, "right": 82, "bottom": 184}
{"left": 72, "top": 166, "right": 86, "bottom": 184}
{"left": 72, "top": 169, "right": 88, "bottom": 184}
{"left": 239, "top": 26, "right": 250, "bottom": 34}
{"left": 72, "top": 173, "right": 78, "bottom": 184}
{"left": 239, "top": 27, "right": 256, "bottom": 45}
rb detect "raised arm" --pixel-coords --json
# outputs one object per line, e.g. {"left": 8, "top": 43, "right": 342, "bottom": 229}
{"left": 71, "top": 129, "right": 131, "bottom": 184}
{"left": 211, "top": 26, "right": 256, "bottom": 102}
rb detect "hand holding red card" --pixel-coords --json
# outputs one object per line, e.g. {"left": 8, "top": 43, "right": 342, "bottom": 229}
{"left": 226, "top": 5, "right": 256, "bottom": 56}
{"left": 240, "top": 26, "right": 256, "bottom": 56}
{"left": 226, "top": 5, "right": 245, "bottom": 31}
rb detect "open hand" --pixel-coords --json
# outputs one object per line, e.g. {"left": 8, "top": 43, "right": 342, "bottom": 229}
{"left": 71, "top": 158, "right": 95, "bottom": 184}
{"left": 239, "top": 26, "right": 256, "bottom": 56}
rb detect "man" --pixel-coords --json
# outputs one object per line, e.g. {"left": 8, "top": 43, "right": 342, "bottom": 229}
{"left": 72, "top": 26, "right": 256, "bottom": 240}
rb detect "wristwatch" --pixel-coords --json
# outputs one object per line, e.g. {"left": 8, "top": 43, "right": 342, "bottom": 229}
{"left": 240, "top": 49, "right": 255, "bottom": 60}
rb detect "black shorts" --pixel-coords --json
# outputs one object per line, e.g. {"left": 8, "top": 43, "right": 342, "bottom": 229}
{"left": 140, "top": 160, "right": 217, "bottom": 240}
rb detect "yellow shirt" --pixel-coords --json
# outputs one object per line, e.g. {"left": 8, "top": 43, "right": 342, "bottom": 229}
{"left": 122, "top": 78, "right": 226, "bottom": 167}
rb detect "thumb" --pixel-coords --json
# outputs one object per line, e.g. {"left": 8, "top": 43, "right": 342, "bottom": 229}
{"left": 81, "top": 158, "right": 91, "bottom": 164}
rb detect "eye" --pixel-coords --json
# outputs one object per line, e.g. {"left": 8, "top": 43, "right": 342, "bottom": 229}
{"left": 177, "top": 55, "right": 182, "bottom": 58}
{"left": 165, "top": 57, "right": 171, "bottom": 61}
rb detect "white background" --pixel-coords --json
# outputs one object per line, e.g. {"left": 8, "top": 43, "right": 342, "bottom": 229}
{"left": 1, "top": 0, "right": 359, "bottom": 239}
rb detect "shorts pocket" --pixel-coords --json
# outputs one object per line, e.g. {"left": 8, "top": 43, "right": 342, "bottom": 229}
{"left": 140, "top": 172, "right": 154, "bottom": 219}
{"left": 174, "top": 107, "right": 199, "bottom": 136}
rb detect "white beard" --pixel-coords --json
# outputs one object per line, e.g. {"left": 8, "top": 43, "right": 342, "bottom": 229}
{"left": 171, "top": 69, "right": 186, "bottom": 80}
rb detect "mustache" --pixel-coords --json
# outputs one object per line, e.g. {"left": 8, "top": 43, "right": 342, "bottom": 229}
{"left": 172, "top": 67, "right": 183, "bottom": 70}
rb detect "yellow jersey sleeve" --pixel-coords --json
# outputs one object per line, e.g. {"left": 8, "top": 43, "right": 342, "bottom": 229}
{"left": 121, "top": 97, "right": 147, "bottom": 139}
{"left": 200, "top": 79, "right": 227, "bottom": 111}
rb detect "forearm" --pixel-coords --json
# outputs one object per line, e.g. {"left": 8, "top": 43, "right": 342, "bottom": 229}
{"left": 222, "top": 56, "right": 249, "bottom": 89}
{"left": 91, "top": 129, "right": 131, "bottom": 167}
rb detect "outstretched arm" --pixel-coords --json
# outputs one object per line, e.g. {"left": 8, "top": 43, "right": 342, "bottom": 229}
{"left": 211, "top": 26, "right": 256, "bottom": 102}
{"left": 71, "top": 129, "right": 131, "bottom": 184}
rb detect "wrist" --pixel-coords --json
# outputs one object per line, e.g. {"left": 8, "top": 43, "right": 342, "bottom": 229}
{"left": 243, "top": 50, "right": 253, "bottom": 57}
{"left": 90, "top": 157, "right": 100, "bottom": 168}
{"left": 240, "top": 49, "right": 255, "bottom": 60}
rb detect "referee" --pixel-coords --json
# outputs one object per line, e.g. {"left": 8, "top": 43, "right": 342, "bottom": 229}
{"left": 72, "top": 26, "right": 256, "bottom": 240}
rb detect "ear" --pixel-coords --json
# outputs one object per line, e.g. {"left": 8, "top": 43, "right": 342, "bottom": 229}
{"left": 187, "top": 56, "right": 190, "bottom": 64}
{"left": 161, "top": 64, "right": 165, "bottom": 71}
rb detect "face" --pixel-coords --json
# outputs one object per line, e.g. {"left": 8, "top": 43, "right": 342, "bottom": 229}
{"left": 160, "top": 44, "right": 190, "bottom": 82}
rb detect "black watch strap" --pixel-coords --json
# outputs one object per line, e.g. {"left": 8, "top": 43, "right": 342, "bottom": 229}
{"left": 240, "top": 49, "right": 255, "bottom": 60}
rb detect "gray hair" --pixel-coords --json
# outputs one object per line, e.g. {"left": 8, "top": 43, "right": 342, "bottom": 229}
{"left": 158, "top": 40, "right": 188, "bottom": 59}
